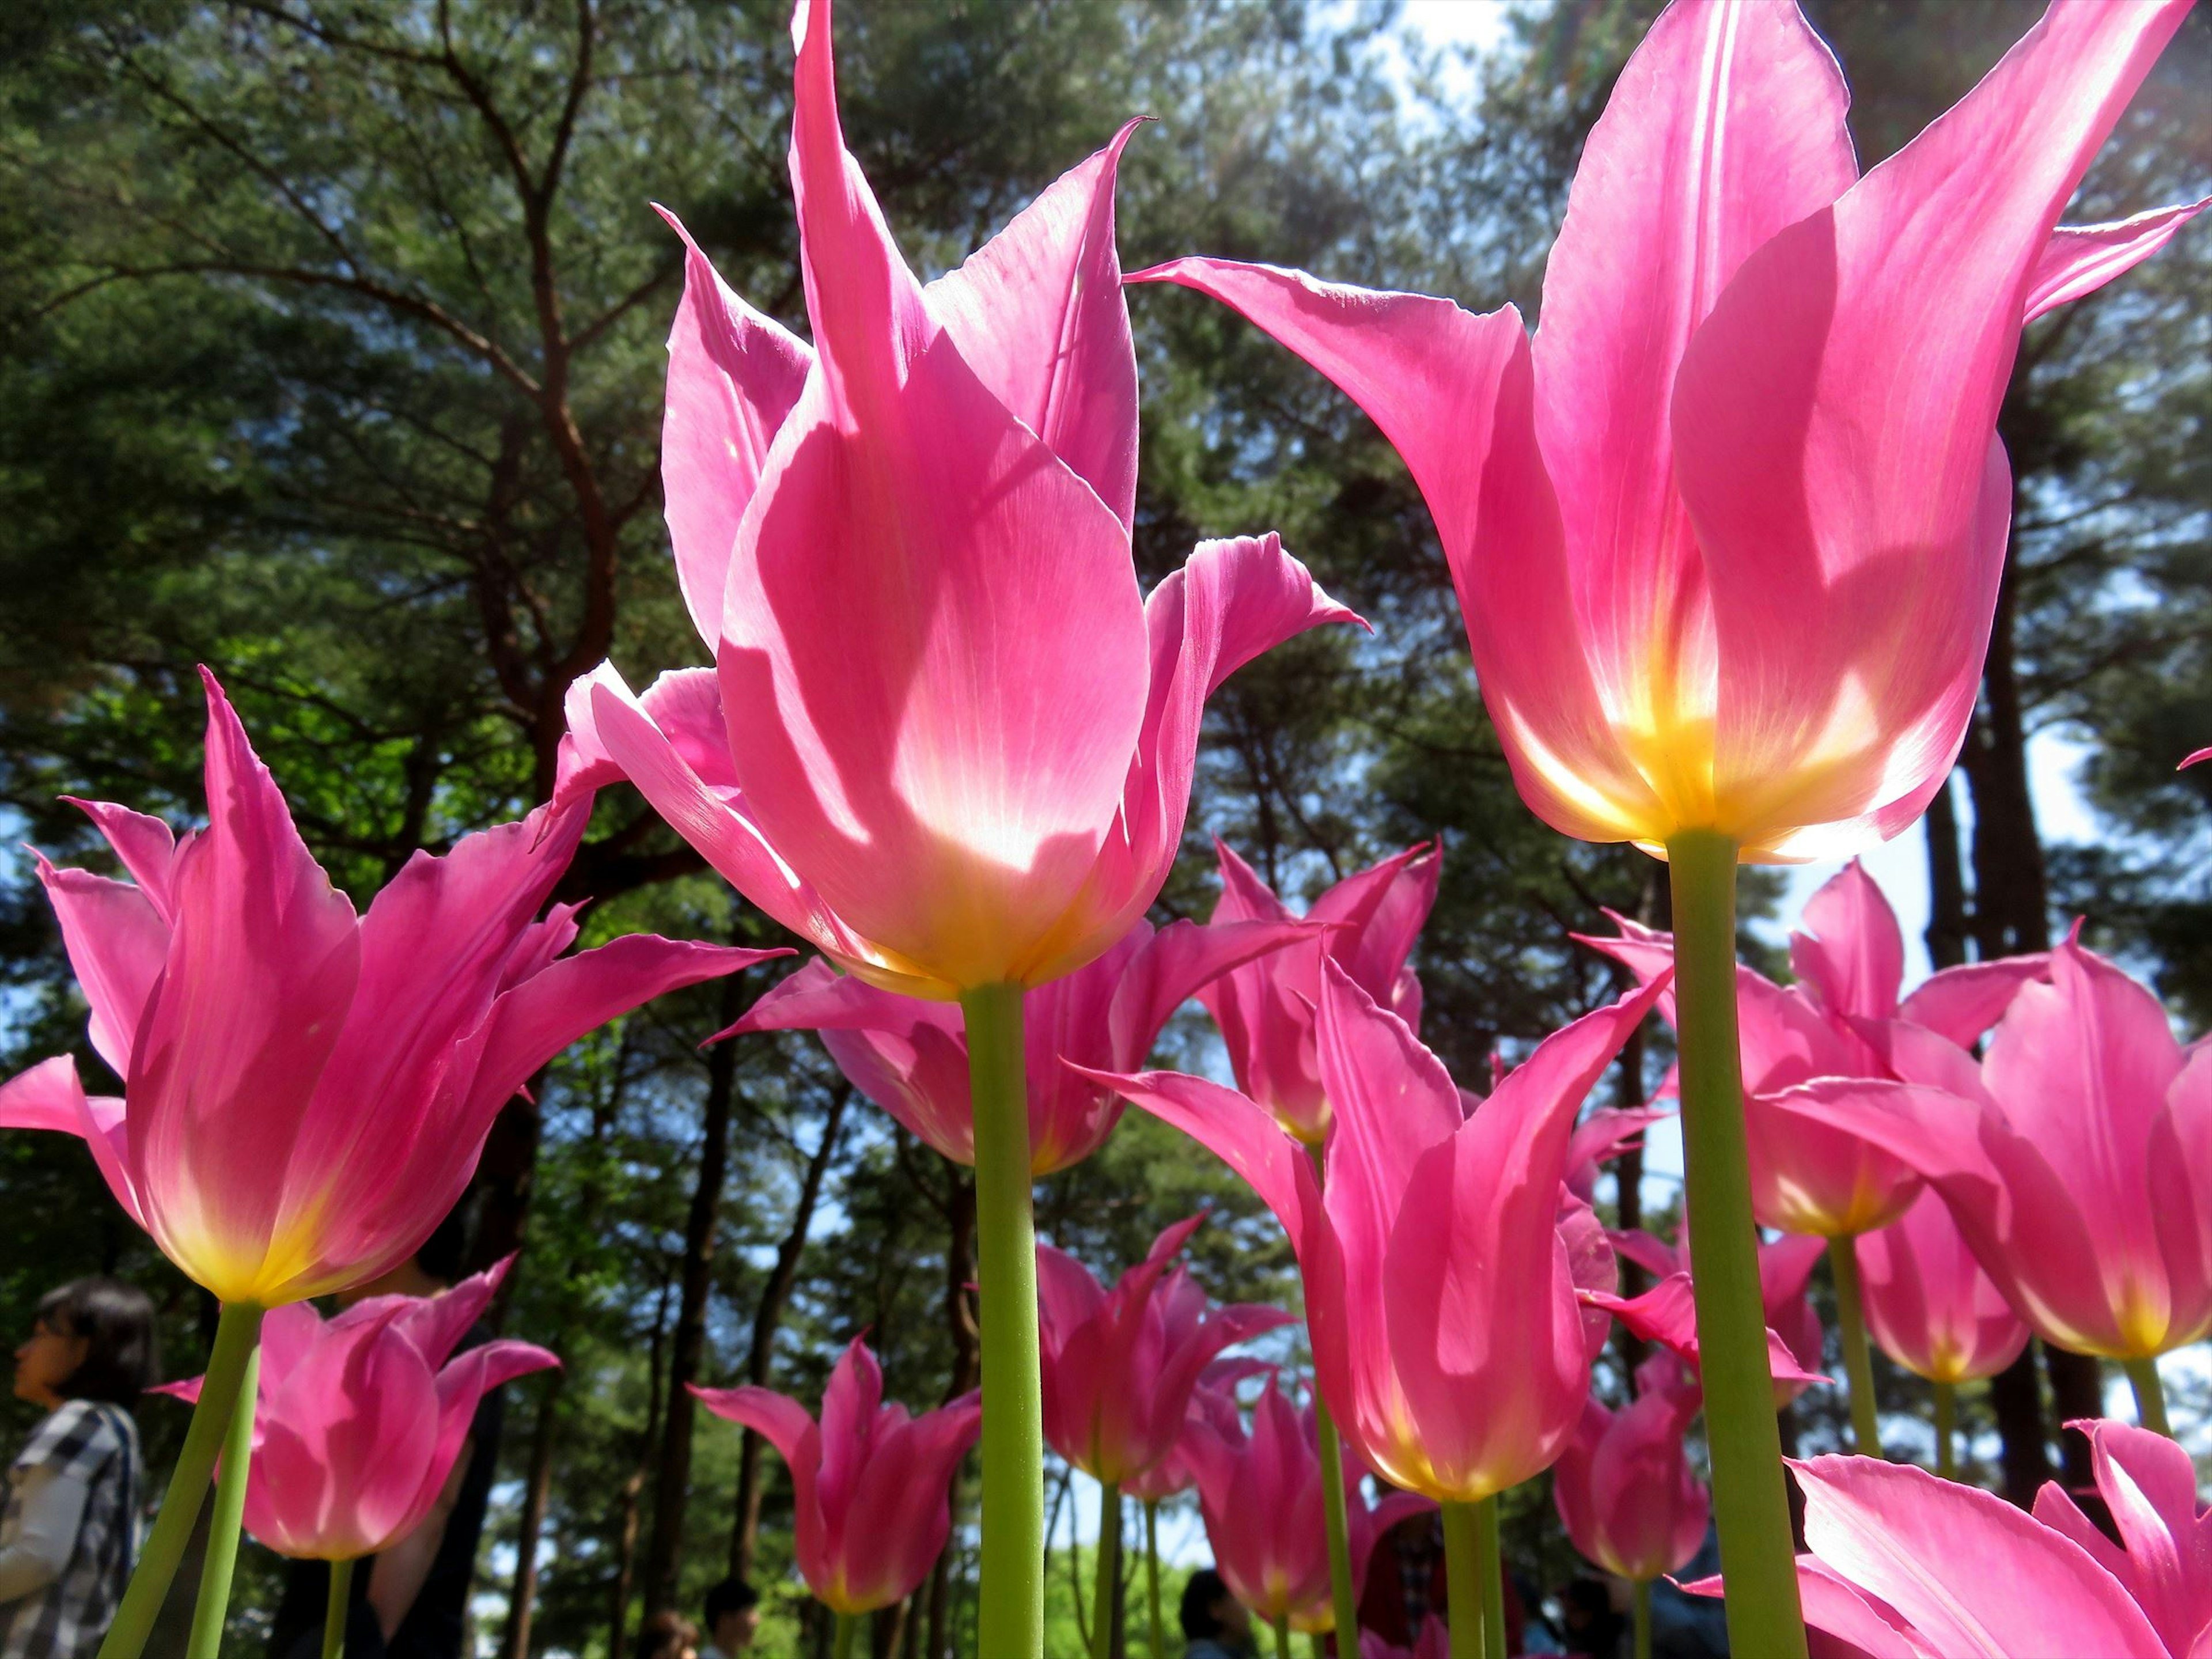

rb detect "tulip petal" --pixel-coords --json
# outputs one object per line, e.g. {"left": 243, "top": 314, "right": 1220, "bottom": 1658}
{"left": 0, "top": 1057, "right": 141, "bottom": 1226}
{"left": 728, "top": 958, "right": 974, "bottom": 1160}
{"left": 389, "top": 1257, "right": 511, "bottom": 1373}
{"left": 1039, "top": 533, "right": 1359, "bottom": 984}
{"left": 1791, "top": 1557, "right": 1936, "bottom": 1659}
{"left": 721, "top": 0, "right": 1149, "bottom": 993}
{"left": 1897, "top": 952, "right": 2048, "bottom": 1047}
{"left": 1105, "top": 917, "right": 1319, "bottom": 1073}
{"left": 563, "top": 665, "right": 918, "bottom": 985}
{"left": 1381, "top": 975, "right": 1668, "bottom": 1498}
{"left": 474, "top": 935, "right": 783, "bottom": 1128}
{"left": 925, "top": 120, "right": 1142, "bottom": 528}
{"left": 1672, "top": 0, "right": 2188, "bottom": 856}
{"left": 1132, "top": 257, "right": 1656, "bottom": 844}
{"left": 1792, "top": 1453, "right": 2168, "bottom": 1658}
{"left": 654, "top": 206, "right": 813, "bottom": 647}
{"left": 2054, "top": 1418, "right": 2212, "bottom": 1654}
{"left": 129, "top": 671, "right": 362, "bottom": 1301}
{"left": 1533, "top": 0, "right": 1855, "bottom": 830}
{"left": 62, "top": 798, "right": 184, "bottom": 919}
{"left": 1791, "top": 861, "right": 1904, "bottom": 1022}
{"left": 2025, "top": 199, "right": 2211, "bottom": 322}
{"left": 35, "top": 859, "right": 169, "bottom": 1078}
{"left": 1075, "top": 1066, "right": 1320, "bottom": 1268}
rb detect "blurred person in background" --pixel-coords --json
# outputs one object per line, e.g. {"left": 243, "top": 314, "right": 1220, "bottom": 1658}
{"left": 700, "top": 1579, "right": 757, "bottom": 1659}
{"left": 1, "top": 1278, "right": 160, "bottom": 1659}
{"left": 1180, "top": 1567, "right": 1253, "bottom": 1658}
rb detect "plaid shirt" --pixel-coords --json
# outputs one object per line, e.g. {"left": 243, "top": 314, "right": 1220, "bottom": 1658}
{"left": 0, "top": 1402, "right": 140, "bottom": 1659}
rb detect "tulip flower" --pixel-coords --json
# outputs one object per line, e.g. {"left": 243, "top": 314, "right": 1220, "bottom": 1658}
{"left": 1772, "top": 937, "right": 2212, "bottom": 1438}
{"left": 1126, "top": 1359, "right": 1271, "bottom": 1659}
{"left": 1088, "top": 960, "right": 1665, "bottom": 1659}
{"left": 1722, "top": 1420, "right": 2209, "bottom": 1657}
{"left": 1198, "top": 840, "right": 1439, "bottom": 1143}
{"left": 1183, "top": 1375, "right": 1433, "bottom": 1642}
{"left": 1584, "top": 865, "right": 2047, "bottom": 1243}
{"left": 1585, "top": 862, "right": 2047, "bottom": 1460}
{"left": 1554, "top": 1353, "right": 1708, "bottom": 1658}
{"left": 1361, "top": 1630, "right": 1449, "bottom": 1659}
{"left": 0, "top": 673, "right": 771, "bottom": 1310}
{"left": 1039, "top": 1215, "right": 1291, "bottom": 1487}
{"left": 562, "top": 8, "right": 1354, "bottom": 1631}
{"left": 1134, "top": 2, "right": 2194, "bottom": 864}
{"left": 1037, "top": 1215, "right": 1290, "bottom": 1652}
{"left": 0, "top": 671, "right": 768, "bottom": 1659}
{"left": 555, "top": 0, "right": 1357, "bottom": 1007}
{"left": 731, "top": 915, "right": 1314, "bottom": 1175}
{"left": 692, "top": 1338, "right": 980, "bottom": 1624}
{"left": 1854, "top": 1190, "right": 2029, "bottom": 1481}
{"left": 158, "top": 1259, "right": 556, "bottom": 1562}
{"left": 1589, "top": 1263, "right": 1828, "bottom": 1408}
{"left": 1139, "top": 3, "right": 2195, "bottom": 1644}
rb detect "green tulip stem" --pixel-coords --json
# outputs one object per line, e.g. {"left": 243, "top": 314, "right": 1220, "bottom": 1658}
{"left": 1440, "top": 1501, "right": 1485, "bottom": 1659}
{"left": 97, "top": 1301, "right": 266, "bottom": 1659}
{"left": 1145, "top": 1499, "right": 1165, "bottom": 1659}
{"left": 1666, "top": 830, "right": 1809, "bottom": 1659}
{"left": 1090, "top": 1479, "right": 1122, "bottom": 1659}
{"left": 1933, "top": 1380, "right": 1957, "bottom": 1481}
{"left": 1271, "top": 1611, "right": 1291, "bottom": 1659}
{"left": 2126, "top": 1355, "right": 2172, "bottom": 1438}
{"left": 960, "top": 982, "right": 1044, "bottom": 1659}
{"left": 831, "top": 1613, "right": 856, "bottom": 1659}
{"left": 1305, "top": 1141, "right": 1361, "bottom": 1650}
{"left": 1829, "top": 1236, "right": 1883, "bottom": 1456}
{"left": 322, "top": 1558, "right": 354, "bottom": 1659}
{"left": 1633, "top": 1578, "right": 1653, "bottom": 1659}
{"left": 185, "top": 1335, "right": 263, "bottom": 1659}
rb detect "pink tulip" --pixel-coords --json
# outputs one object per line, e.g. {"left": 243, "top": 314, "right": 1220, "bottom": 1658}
{"left": 1132, "top": 0, "right": 2197, "bottom": 859}
{"left": 157, "top": 1260, "right": 555, "bottom": 1559}
{"left": 1583, "top": 863, "right": 2044, "bottom": 1239}
{"left": 2183, "top": 749, "right": 2211, "bottom": 770}
{"left": 1198, "top": 840, "right": 1439, "bottom": 1143}
{"left": 1085, "top": 960, "right": 1666, "bottom": 1503}
{"left": 1359, "top": 1629, "right": 1449, "bottom": 1659}
{"left": 692, "top": 1338, "right": 980, "bottom": 1615}
{"left": 1588, "top": 1270, "right": 1828, "bottom": 1408}
{"left": 1612, "top": 1224, "right": 1827, "bottom": 1386}
{"left": 1182, "top": 1374, "right": 1433, "bottom": 1633}
{"left": 1855, "top": 1190, "right": 2029, "bottom": 1385}
{"left": 1553, "top": 1353, "right": 1709, "bottom": 1585}
{"left": 1563, "top": 1104, "right": 1671, "bottom": 1203}
{"left": 0, "top": 671, "right": 772, "bottom": 1306}
{"left": 555, "top": 0, "right": 1355, "bottom": 1004}
{"left": 1124, "top": 1357, "right": 1272, "bottom": 1503}
{"left": 1773, "top": 936, "right": 2212, "bottom": 1363}
{"left": 1037, "top": 1215, "right": 1291, "bottom": 1487}
{"left": 1711, "top": 1421, "right": 2210, "bottom": 1657}
{"left": 730, "top": 914, "right": 1313, "bottom": 1174}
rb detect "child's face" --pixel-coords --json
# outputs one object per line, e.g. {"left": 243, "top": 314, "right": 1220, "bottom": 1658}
{"left": 13, "top": 1318, "right": 88, "bottom": 1408}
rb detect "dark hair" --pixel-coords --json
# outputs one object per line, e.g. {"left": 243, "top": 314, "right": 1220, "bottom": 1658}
{"left": 1179, "top": 1568, "right": 1233, "bottom": 1641}
{"left": 34, "top": 1279, "right": 160, "bottom": 1405}
{"left": 639, "top": 1611, "right": 696, "bottom": 1659}
{"left": 703, "top": 1580, "right": 758, "bottom": 1627}
{"left": 412, "top": 1197, "right": 475, "bottom": 1286}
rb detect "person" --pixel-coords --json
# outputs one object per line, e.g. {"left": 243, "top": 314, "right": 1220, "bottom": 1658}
{"left": 0, "top": 1278, "right": 160, "bottom": 1659}
{"left": 638, "top": 1611, "right": 696, "bottom": 1659}
{"left": 268, "top": 1207, "right": 511, "bottom": 1659}
{"left": 699, "top": 1580, "right": 758, "bottom": 1659}
{"left": 1178, "top": 1568, "right": 1252, "bottom": 1658}
{"left": 1358, "top": 1512, "right": 1527, "bottom": 1654}
{"left": 1557, "top": 1579, "right": 1625, "bottom": 1659}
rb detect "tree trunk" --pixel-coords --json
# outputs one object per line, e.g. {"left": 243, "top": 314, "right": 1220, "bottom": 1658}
{"left": 926, "top": 1175, "right": 978, "bottom": 1659}
{"left": 1959, "top": 550, "right": 2102, "bottom": 1499}
{"left": 501, "top": 1373, "right": 565, "bottom": 1659}
{"left": 729, "top": 1089, "right": 852, "bottom": 1578}
{"left": 612, "top": 1281, "right": 674, "bottom": 1659}
{"left": 642, "top": 972, "right": 751, "bottom": 1620}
